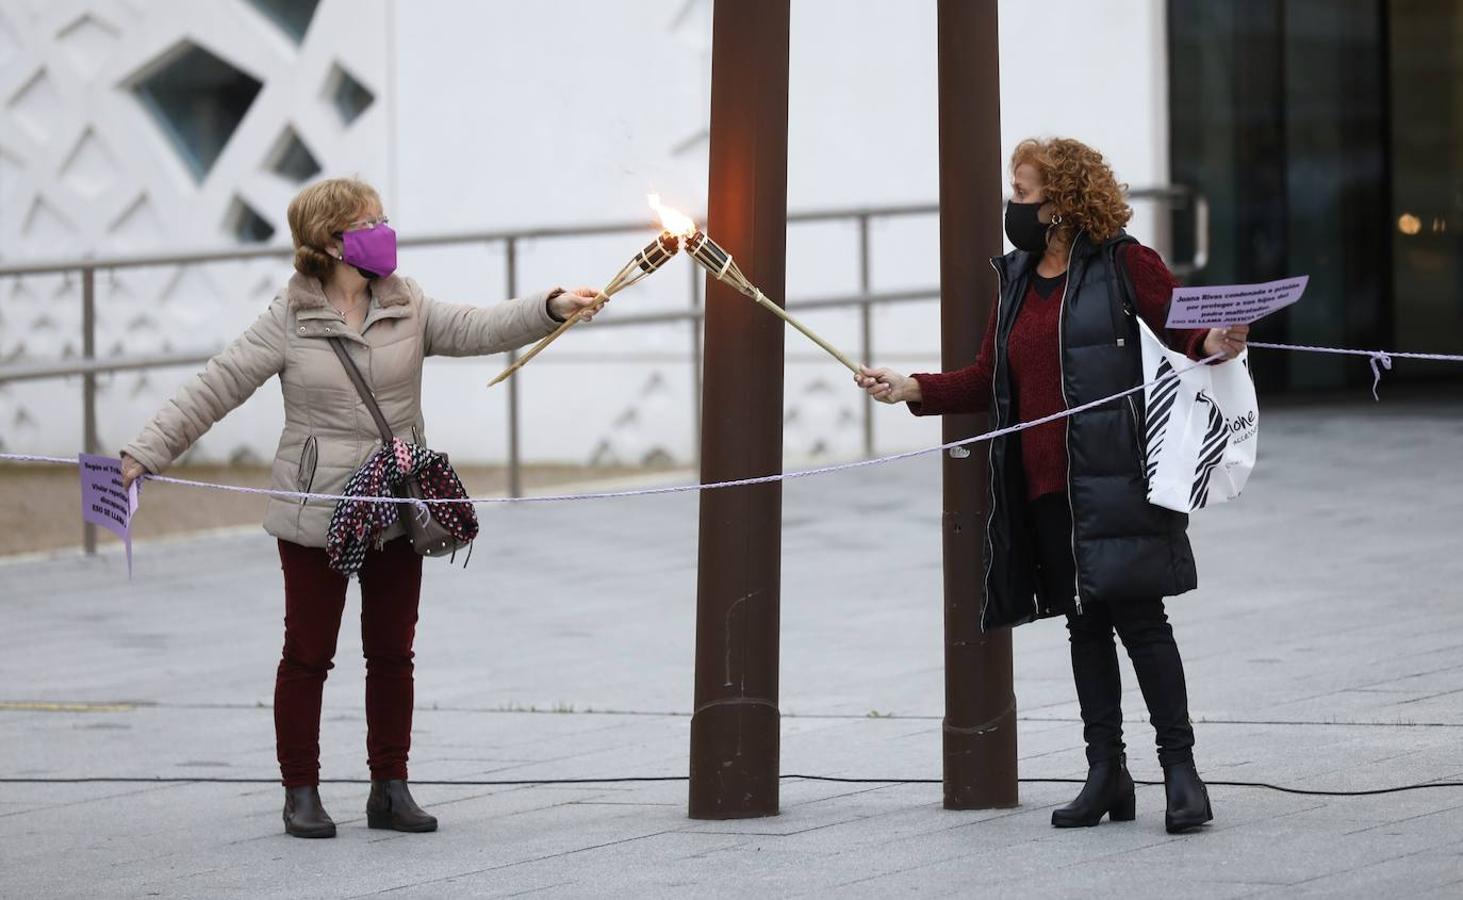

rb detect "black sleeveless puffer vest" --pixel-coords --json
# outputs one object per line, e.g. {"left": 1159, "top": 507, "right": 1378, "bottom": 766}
{"left": 981, "top": 231, "right": 1198, "bottom": 631}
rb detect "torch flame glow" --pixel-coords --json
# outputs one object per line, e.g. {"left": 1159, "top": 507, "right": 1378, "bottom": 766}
{"left": 648, "top": 193, "right": 698, "bottom": 237}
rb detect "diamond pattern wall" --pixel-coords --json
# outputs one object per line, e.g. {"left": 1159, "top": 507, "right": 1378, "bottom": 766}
{"left": 0, "top": 11, "right": 21, "bottom": 69}
{"left": 0, "top": 0, "right": 870, "bottom": 469}
{"left": 267, "top": 126, "right": 321, "bottom": 182}
{"left": 245, "top": 0, "right": 320, "bottom": 44}
{"left": 327, "top": 63, "right": 373, "bottom": 125}
{"left": 58, "top": 128, "right": 117, "bottom": 197}
{"left": 22, "top": 196, "right": 75, "bottom": 245}
{"left": 56, "top": 13, "right": 119, "bottom": 80}
{"left": 0, "top": 147, "right": 22, "bottom": 207}
{"left": 0, "top": 0, "right": 392, "bottom": 462}
{"left": 129, "top": 41, "right": 264, "bottom": 182}
{"left": 9, "top": 68, "right": 63, "bottom": 142}
{"left": 228, "top": 197, "right": 276, "bottom": 243}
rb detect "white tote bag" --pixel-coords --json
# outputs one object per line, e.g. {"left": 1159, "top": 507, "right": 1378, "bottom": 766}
{"left": 1137, "top": 319, "right": 1259, "bottom": 512}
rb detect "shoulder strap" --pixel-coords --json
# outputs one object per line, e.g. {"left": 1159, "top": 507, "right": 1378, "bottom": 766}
{"left": 1104, "top": 237, "right": 1140, "bottom": 318}
{"left": 328, "top": 338, "right": 395, "bottom": 444}
{"left": 1120, "top": 245, "right": 1142, "bottom": 316}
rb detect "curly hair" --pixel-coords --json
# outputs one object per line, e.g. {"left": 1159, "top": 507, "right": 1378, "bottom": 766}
{"left": 1011, "top": 138, "right": 1131, "bottom": 244}
{"left": 286, "top": 177, "right": 383, "bottom": 281}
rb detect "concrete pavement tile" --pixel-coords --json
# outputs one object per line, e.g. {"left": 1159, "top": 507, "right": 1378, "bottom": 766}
{"left": 4, "top": 400, "right": 1462, "bottom": 896}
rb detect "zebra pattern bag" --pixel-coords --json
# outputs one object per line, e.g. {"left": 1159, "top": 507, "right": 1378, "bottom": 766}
{"left": 1138, "top": 318, "right": 1259, "bottom": 512}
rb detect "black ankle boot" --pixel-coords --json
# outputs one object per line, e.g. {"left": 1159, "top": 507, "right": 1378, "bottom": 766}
{"left": 1163, "top": 760, "right": 1213, "bottom": 834}
{"left": 283, "top": 786, "right": 336, "bottom": 838}
{"left": 1051, "top": 755, "right": 1137, "bottom": 828}
{"left": 366, "top": 779, "right": 438, "bottom": 833}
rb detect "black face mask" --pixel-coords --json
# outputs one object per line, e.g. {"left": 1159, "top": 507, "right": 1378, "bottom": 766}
{"left": 1004, "top": 200, "right": 1052, "bottom": 253}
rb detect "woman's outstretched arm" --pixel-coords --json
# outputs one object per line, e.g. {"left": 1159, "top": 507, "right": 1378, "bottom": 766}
{"left": 855, "top": 300, "right": 999, "bottom": 416}
{"left": 420, "top": 280, "right": 600, "bottom": 357}
{"left": 1123, "top": 244, "right": 1248, "bottom": 361}
{"left": 121, "top": 297, "right": 288, "bottom": 483}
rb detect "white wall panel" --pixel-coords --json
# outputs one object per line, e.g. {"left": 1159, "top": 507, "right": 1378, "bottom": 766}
{"left": 2, "top": 0, "right": 1170, "bottom": 469}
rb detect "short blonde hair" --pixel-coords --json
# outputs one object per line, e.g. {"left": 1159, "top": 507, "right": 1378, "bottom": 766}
{"left": 286, "top": 177, "right": 383, "bottom": 280}
{"left": 1011, "top": 138, "right": 1131, "bottom": 244}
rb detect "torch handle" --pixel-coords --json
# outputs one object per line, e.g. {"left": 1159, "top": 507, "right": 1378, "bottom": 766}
{"left": 487, "top": 292, "right": 608, "bottom": 387}
{"left": 750, "top": 290, "right": 862, "bottom": 375}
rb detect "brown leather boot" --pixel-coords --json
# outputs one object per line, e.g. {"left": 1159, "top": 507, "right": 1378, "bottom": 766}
{"left": 283, "top": 786, "right": 336, "bottom": 838}
{"left": 366, "top": 780, "right": 438, "bottom": 833}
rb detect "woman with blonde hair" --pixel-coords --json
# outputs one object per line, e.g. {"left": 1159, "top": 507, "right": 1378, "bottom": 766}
{"left": 120, "top": 177, "right": 599, "bottom": 838}
{"left": 857, "top": 138, "right": 1249, "bottom": 834}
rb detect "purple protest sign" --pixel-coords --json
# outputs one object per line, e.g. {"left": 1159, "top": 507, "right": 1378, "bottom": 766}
{"left": 1165, "top": 276, "right": 1309, "bottom": 329}
{"left": 78, "top": 454, "right": 140, "bottom": 577}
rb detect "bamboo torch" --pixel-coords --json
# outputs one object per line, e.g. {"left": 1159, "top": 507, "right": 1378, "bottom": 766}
{"left": 661, "top": 201, "right": 861, "bottom": 375}
{"left": 488, "top": 213, "right": 683, "bottom": 387}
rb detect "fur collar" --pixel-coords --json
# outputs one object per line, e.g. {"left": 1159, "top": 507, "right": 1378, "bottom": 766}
{"left": 287, "top": 271, "right": 411, "bottom": 312}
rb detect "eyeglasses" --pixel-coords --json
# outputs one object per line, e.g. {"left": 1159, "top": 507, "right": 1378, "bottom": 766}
{"left": 343, "top": 215, "right": 389, "bottom": 232}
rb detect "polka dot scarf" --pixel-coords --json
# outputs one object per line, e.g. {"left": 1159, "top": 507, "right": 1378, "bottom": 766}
{"left": 326, "top": 438, "right": 478, "bottom": 578}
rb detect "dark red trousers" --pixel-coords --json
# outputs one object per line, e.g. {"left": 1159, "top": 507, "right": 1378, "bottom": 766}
{"left": 275, "top": 537, "right": 422, "bottom": 787}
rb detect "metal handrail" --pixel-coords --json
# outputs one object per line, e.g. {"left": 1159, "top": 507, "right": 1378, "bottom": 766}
{"left": 0, "top": 189, "right": 1204, "bottom": 278}
{"left": 0, "top": 204, "right": 946, "bottom": 278}
{"left": 0, "top": 288, "right": 942, "bottom": 383}
{"left": 0, "top": 189, "right": 1206, "bottom": 553}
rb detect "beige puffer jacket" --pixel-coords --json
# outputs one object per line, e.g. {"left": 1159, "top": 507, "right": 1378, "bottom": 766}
{"left": 122, "top": 272, "right": 559, "bottom": 547}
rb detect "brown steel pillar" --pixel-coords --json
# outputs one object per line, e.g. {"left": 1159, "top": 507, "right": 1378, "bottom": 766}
{"left": 936, "top": 0, "right": 1019, "bottom": 809}
{"left": 688, "top": 0, "right": 790, "bottom": 820}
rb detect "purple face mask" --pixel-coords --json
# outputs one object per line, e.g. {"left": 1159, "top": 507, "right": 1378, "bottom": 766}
{"left": 339, "top": 223, "right": 397, "bottom": 279}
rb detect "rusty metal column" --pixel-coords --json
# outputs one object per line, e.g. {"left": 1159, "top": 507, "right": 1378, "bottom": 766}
{"left": 81, "top": 266, "right": 99, "bottom": 555}
{"left": 503, "top": 238, "right": 522, "bottom": 499}
{"left": 689, "top": 263, "right": 703, "bottom": 463}
{"left": 688, "top": 0, "right": 789, "bottom": 820}
{"left": 936, "top": 0, "right": 1018, "bottom": 809}
{"left": 857, "top": 215, "right": 875, "bottom": 458}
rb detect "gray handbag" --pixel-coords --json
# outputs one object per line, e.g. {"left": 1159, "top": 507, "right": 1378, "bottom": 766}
{"left": 328, "top": 338, "right": 470, "bottom": 557}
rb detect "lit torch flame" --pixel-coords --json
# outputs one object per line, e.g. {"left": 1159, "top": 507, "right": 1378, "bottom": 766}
{"left": 658, "top": 193, "right": 862, "bottom": 376}
{"left": 648, "top": 193, "right": 699, "bottom": 238}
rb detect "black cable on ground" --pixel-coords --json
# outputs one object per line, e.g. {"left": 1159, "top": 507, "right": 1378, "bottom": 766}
{"left": 790, "top": 775, "right": 1463, "bottom": 797}
{"left": 3, "top": 774, "right": 1460, "bottom": 797}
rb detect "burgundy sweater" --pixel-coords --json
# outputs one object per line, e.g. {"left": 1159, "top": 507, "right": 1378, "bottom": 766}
{"left": 910, "top": 244, "right": 1207, "bottom": 500}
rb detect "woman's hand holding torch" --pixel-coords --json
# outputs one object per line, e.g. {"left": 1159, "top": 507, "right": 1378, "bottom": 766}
{"left": 855, "top": 366, "right": 922, "bottom": 405}
{"left": 488, "top": 223, "right": 682, "bottom": 387}
{"left": 549, "top": 287, "right": 606, "bottom": 323}
{"left": 491, "top": 193, "right": 874, "bottom": 387}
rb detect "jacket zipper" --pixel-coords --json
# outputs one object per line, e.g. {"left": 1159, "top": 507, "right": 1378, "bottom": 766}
{"left": 297, "top": 435, "right": 318, "bottom": 507}
{"left": 1055, "top": 242, "right": 1083, "bottom": 615}
{"left": 982, "top": 259, "right": 1006, "bottom": 629}
{"left": 1126, "top": 393, "right": 1145, "bottom": 470}
{"left": 983, "top": 259, "right": 1029, "bottom": 626}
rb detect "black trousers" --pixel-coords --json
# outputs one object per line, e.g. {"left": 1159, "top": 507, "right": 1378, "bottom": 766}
{"left": 1030, "top": 494, "right": 1196, "bottom": 767}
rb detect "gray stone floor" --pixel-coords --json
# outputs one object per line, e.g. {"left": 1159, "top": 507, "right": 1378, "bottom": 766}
{"left": 2, "top": 394, "right": 1462, "bottom": 898}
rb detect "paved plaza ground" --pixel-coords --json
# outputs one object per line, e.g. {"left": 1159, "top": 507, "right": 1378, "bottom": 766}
{"left": 2, "top": 393, "right": 1461, "bottom": 897}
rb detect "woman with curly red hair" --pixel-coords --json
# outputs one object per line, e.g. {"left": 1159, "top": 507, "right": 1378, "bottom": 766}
{"left": 857, "top": 138, "right": 1249, "bottom": 834}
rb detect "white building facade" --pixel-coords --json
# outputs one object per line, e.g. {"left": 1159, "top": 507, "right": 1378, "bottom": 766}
{"left": 0, "top": 0, "right": 1171, "bottom": 467}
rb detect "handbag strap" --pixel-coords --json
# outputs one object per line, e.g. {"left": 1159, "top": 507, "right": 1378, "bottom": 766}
{"left": 328, "top": 337, "right": 395, "bottom": 445}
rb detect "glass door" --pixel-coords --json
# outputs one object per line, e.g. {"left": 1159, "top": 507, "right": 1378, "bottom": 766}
{"left": 1389, "top": 0, "right": 1463, "bottom": 376}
